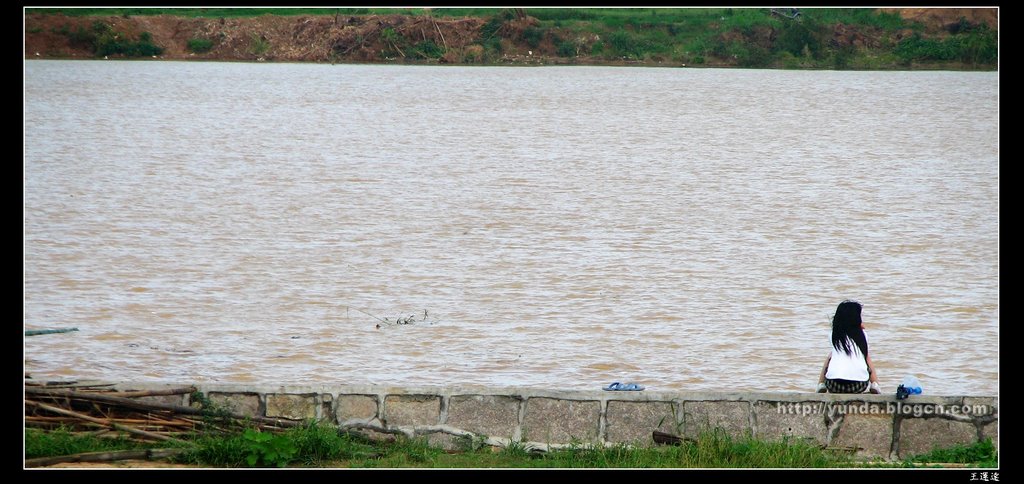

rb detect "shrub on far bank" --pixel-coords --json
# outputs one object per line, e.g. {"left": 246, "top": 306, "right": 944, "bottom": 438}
{"left": 187, "top": 37, "right": 214, "bottom": 53}
{"left": 56, "top": 20, "right": 163, "bottom": 57}
{"left": 894, "top": 25, "right": 996, "bottom": 65}
{"left": 410, "top": 40, "right": 444, "bottom": 59}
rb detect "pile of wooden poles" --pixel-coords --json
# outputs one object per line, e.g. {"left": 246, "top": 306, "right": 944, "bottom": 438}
{"left": 28, "top": 383, "right": 201, "bottom": 442}
{"left": 24, "top": 381, "right": 302, "bottom": 467}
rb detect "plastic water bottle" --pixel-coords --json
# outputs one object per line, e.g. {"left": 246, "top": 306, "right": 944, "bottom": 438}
{"left": 902, "top": 375, "right": 923, "bottom": 395}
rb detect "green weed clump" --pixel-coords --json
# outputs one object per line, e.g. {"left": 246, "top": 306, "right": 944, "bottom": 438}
{"left": 25, "top": 427, "right": 153, "bottom": 459}
{"left": 26, "top": 422, "right": 999, "bottom": 468}
{"left": 240, "top": 429, "right": 297, "bottom": 467}
{"left": 410, "top": 40, "right": 444, "bottom": 59}
{"left": 177, "top": 421, "right": 379, "bottom": 467}
{"left": 249, "top": 34, "right": 270, "bottom": 55}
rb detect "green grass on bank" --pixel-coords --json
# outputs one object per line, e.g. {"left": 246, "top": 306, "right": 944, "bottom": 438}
{"left": 25, "top": 422, "right": 998, "bottom": 468}
{"left": 904, "top": 439, "right": 998, "bottom": 469}
{"left": 342, "top": 429, "right": 847, "bottom": 468}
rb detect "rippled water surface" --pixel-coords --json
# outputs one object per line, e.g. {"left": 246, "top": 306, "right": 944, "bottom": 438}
{"left": 24, "top": 61, "right": 998, "bottom": 395}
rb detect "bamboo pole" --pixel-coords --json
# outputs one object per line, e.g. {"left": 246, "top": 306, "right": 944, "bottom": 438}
{"left": 26, "top": 413, "right": 193, "bottom": 431}
{"left": 26, "top": 416, "right": 79, "bottom": 422}
{"left": 84, "top": 429, "right": 111, "bottom": 438}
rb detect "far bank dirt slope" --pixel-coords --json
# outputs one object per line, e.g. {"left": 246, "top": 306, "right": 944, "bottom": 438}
{"left": 25, "top": 9, "right": 997, "bottom": 67}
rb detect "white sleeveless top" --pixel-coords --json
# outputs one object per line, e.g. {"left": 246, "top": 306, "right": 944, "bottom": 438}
{"left": 825, "top": 331, "right": 869, "bottom": 381}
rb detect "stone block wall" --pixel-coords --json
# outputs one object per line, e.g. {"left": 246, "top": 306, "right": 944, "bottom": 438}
{"left": 110, "top": 383, "right": 997, "bottom": 460}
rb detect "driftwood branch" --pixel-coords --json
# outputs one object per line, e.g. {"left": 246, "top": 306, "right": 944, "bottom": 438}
{"left": 433, "top": 19, "right": 447, "bottom": 49}
{"left": 25, "top": 328, "right": 79, "bottom": 336}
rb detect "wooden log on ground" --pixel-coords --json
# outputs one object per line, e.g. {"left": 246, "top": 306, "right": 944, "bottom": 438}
{"left": 108, "top": 387, "right": 197, "bottom": 399}
{"left": 652, "top": 430, "right": 696, "bottom": 446}
{"left": 25, "top": 448, "right": 189, "bottom": 468}
{"left": 25, "top": 382, "right": 116, "bottom": 389}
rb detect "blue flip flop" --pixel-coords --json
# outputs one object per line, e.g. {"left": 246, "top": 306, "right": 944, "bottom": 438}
{"left": 603, "top": 382, "right": 645, "bottom": 391}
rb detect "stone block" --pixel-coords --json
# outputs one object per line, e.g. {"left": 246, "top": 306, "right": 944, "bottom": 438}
{"left": 981, "top": 421, "right": 998, "bottom": 450}
{"left": 831, "top": 413, "right": 894, "bottom": 458}
{"left": 522, "top": 398, "right": 600, "bottom": 444}
{"left": 137, "top": 394, "right": 186, "bottom": 407}
{"left": 206, "top": 392, "right": 261, "bottom": 417}
{"left": 683, "top": 401, "right": 751, "bottom": 439}
{"left": 898, "top": 418, "right": 977, "bottom": 458}
{"left": 336, "top": 394, "right": 378, "bottom": 422}
{"left": 266, "top": 393, "right": 318, "bottom": 420}
{"left": 384, "top": 394, "right": 441, "bottom": 427}
{"left": 426, "top": 432, "right": 468, "bottom": 451}
{"left": 446, "top": 395, "right": 521, "bottom": 439}
{"left": 605, "top": 401, "right": 676, "bottom": 445}
{"left": 754, "top": 401, "right": 828, "bottom": 445}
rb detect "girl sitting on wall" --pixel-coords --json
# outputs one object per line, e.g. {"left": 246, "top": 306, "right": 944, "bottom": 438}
{"left": 816, "top": 300, "right": 881, "bottom": 394}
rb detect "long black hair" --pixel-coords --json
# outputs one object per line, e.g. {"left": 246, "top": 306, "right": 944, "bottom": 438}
{"left": 831, "top": 300, "right": 868, "bottom": 358}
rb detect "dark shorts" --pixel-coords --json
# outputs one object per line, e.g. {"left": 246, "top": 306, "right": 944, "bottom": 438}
{"left": 825, "top": 378, "right": 868, "bottom": 394}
